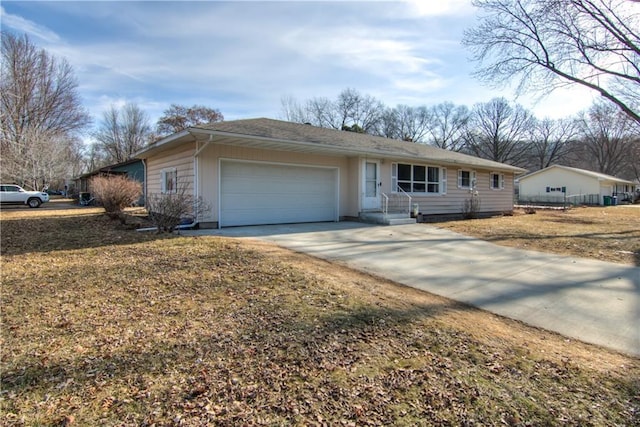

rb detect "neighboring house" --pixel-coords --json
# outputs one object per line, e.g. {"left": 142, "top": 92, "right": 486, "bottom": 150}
{"left": 75, "top": 159, "right": 145, "bottom": 204}
{"left": 518, "top": 165, "right": 634, "bottom": 206}
{"left": 135, "top": 118, "right": 525, "bottom": 228}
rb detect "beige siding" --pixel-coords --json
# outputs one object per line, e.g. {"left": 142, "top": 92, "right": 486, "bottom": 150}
{"left": 346, "top": 157, "right": 360, "bottom": 215}
{"left": 407, "top": 168, "right": 514, "bottom": 215}
{"left": 144, "top": 140, "right": 517, "bottom": 224}
{"left": 146, "top": 143, "right": 196, "bottom": 196}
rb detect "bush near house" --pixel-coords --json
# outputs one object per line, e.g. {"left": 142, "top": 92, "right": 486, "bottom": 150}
{"left": 90, "top": 175, "right": 142, "bottom": 219}
{"left": 146, "top": 184, "right": 209, "bottom": 233}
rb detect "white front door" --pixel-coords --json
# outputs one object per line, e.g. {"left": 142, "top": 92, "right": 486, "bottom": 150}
{"left": 362, "top": 160, "right": 381, "bottom": 210}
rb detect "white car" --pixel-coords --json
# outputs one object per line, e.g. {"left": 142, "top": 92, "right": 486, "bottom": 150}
{"left": 0, "top": 184, "right": 50, "bottom": 208}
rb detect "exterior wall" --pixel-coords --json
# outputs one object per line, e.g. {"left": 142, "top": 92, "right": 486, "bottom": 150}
{"left": 408, "top": 169, "right": 514, "bottom": 215}
{"left": 112, "top": 161, "right": 145, "bottom": 183}
{"left": 144, "top": 141, "right": 518, "bottom": 225}
{"left": 519, "top": 169, "right": 599, "bottom": 198}
{"left": 197, "top": 143, "right": 353, "bottom": 223}
{"left": 378, "top": 160, "right": 515, "bottom": 215}
{"left": 145, "top": 143, "right": 196, "bottom": 197}
{"left": 346, "top": 156, "right": 360, "bottom": 216}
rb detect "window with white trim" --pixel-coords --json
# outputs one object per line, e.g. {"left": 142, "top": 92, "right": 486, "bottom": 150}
{"left": 161, "top": 168, "right": 177, "bottom": 194}
{"left": 392, "top": 163, "right": 446, "bottom": 194}
{"left": 457, "top": 169, "right": 476, "bottom": 189}
{"left": 490, "top": 172, "right": 505, "bottom": 190}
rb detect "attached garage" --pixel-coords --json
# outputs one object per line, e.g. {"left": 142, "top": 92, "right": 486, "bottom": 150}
{"left": 219, "top": 160, "right": 339, "bottom": 227}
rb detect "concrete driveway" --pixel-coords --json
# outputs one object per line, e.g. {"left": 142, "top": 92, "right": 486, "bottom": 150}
{"left": 185, "top": 222, "right": 640, "bottom": 357}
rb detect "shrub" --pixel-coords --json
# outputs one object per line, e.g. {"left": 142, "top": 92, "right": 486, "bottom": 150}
{"left": 146, "top": 183, "right": 209, "bottom": 233}
{"left": 90, "top": 175, "right": 142, "bottom": 219}
{"left": 462, "top": 191, "right": 481, "bottom": 219}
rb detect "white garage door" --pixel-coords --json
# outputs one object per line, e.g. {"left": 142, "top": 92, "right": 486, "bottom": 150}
{"left": 220, "top": 160, "right": 338, "bottom": 227}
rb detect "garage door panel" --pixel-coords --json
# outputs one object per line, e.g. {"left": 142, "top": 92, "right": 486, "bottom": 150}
{"left": 222, "top": 193, "right": 330, "bottom": 208}
{"left": 220, "top": 161, "right": 337, "bottom": 227}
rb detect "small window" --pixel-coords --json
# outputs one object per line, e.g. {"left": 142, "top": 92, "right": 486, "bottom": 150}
{"left": 161, "top": 168, "right": 177, "bottom": 194}
{"left": 490, "top": 172, "right": 504, "bottom": 190}
{"left": 457, "top": 169, "right": 476, "bottom": 189}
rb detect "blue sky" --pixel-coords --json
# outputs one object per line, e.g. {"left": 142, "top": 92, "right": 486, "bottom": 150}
{"left": 2, "top": 0, "right": 597, "bottom": 135}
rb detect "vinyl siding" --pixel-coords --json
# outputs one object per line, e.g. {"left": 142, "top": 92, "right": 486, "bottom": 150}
{"left": 519, "top": 168, "right": 600, "bottom": 197}
{"left": 145, "top": 143, "right": 196, "bottom": 197}
{"left": 143, "top": 139, "right": 516, "bottom": 224}
{"left": 411, "top": 169, "right": 514, "bottom": 215}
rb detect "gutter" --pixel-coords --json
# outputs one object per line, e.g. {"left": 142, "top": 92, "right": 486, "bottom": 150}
{"left": 191, "top": 128, "right": 526, "bottom": 174}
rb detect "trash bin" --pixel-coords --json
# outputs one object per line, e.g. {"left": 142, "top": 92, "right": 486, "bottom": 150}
{"left": 603, "top": 196, "right": 612, "bottom": 206}
{"left": 612, "top": 196, "right": 618, "bottom": 206}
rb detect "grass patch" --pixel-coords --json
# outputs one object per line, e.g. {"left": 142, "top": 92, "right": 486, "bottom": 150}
{"left": 1, "top": 208, "right": 639, "bottom": 425}
{"left": 434, "top": 206, "right": 640, "bottom": 266}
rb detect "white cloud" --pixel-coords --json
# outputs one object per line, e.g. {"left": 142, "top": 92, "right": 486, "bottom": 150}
{"left": 401, "top": 0, "right": 475, "bottom": 17}
{"left": 2, "top": 0, "right": 596, "bottom": 128}
{"left": 0, "top": 6, "right": 61, "bottom": 43}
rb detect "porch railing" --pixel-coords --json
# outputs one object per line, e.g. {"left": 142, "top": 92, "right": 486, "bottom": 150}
{"left": 382, "top": 193, "right": 389, "bottom": 216}
{"left": 395, "top": 185, "right": 412, "bottom": 214}
{"left": 380, "top": 187, "right": 412, "bottom": 214}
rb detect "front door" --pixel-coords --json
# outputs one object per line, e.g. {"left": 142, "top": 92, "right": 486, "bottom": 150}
{"left": 362, "top": 160, "right": 381, "bottom": 210}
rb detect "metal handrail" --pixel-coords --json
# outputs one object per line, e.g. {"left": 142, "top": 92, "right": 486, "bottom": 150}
{"left": 381, "top": 193, "right": 389, "bottom": 216}
{"left": 396, "top": 185, "right": 412, "bottom": 213}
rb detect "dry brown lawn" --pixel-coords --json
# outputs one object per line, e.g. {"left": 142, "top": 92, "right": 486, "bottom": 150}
{"left": 1, "top": 206, "right": 639, "bottom": 426}
{"left": 434, "top": 206, "right": 640, "bottom": 266}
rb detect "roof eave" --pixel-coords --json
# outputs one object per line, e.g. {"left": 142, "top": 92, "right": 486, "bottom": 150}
{"left": 191, "top": 128, "right": 526, "bottom": 173}
{"left": 134, "top": 129, "right": 193, "bottom": 158}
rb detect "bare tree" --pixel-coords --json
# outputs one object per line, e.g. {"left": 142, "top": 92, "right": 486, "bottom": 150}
{"left": 93, "top": 103, "right": 151, "bottom": 165}
{"left": 426, "top": 102, "right": 471, "bottom": 151}
{"left": 626, "top": 134, "right": 640, "bottom": 182}
{"left": 527, "top": 117, "right": 578, "bottom": 170}
{"left": 463, "top": 0, "right": 640, "bottom": 124}
{"left": 375, "top": 105, "right": 431, "bottom": 141}
{"left": 575, "top": 101, "right": 639, "bottom": 176}
{"left": 0, "top": 32, "right": 90, "bottom": 188}
{"left": 395, "top": 105, "right": 432, "bottom": 142}
{"left": 279, "top": 89, "right": 386, "bottom": 134}
{"left": 335, "top": 88, "right": 385, "bottom": 133}
{"left": 464, "top": 98, "right": 535, "bottom": 166}
{"left": 157, "top": 104, "right": 223, "bottom": 136}
{"left": 377, "top": 108, "right": 401, "bottom": 139}
{"left": 304, "top": 96, "right": 339, "bottom": 129}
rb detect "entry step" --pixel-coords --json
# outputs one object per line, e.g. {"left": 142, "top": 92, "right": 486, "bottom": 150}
{"left": 359, "top": 212, "right": 417, "bottom": 226}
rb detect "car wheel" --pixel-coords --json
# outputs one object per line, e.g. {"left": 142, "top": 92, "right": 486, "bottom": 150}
{"left": 27, "top": 198, "right": 41, "bottom": 208}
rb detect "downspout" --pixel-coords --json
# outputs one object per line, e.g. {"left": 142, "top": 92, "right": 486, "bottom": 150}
{"left": 141, "top": 158, "right": 147, "bottom": 207}
{"left": 139, "top": 136, "right": 213, "bottom": 232}
{"left": 186, "top": 135, "right": 212, "bottom": 228}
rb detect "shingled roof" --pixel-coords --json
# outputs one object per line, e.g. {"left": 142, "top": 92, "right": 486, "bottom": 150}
{"left": 139, "top": 118, "right": 526, "bottom": 173}
{"left": 520, "top": 164, "right": 634, "bottom": 184}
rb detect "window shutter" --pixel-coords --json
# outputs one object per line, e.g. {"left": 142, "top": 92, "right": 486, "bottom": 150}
{"left": 161, "top": 171, "right": 167, "bottom": 193}
{"left": 391, "top": 163, "right": 398, "bottom": 192}
{"left": 457, "top": 170, "right": 462, "bottom": 188}
{"left": 471, "top": 171, "right": 477, "bottom": 189}
{"left": 441, "top": 167, "right": 447, "bottom": 195}
{"left": 500, "top": 173, "right": 505, "bottom": 190}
